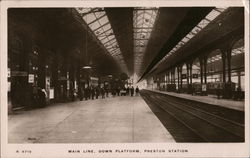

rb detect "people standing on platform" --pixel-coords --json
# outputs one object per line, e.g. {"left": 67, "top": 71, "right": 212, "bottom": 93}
{"left": 105, "top": 87, "right": 109, "bottom": 97}
{"left": 38, "top": 88, "right": 46, "bottom": 107}
{"left": 70, "top": 88, "right": 74, "bottom": 101}
{"left": 126, "top": 86, "right": 130, "bottom": 96}
{"left": 78, "top": 87, "right": 83, "bottom": 101}
{"left": 87, "top": 86, "right": 91, "bottom": 99}
{"left": 72, "top": 89, "right": 77, "bottom": 101}
{"left": 135, "top": 86, "right": 139, "bottom": 96}
{"left": 91, "top": 86, "right": 95, "bottom": 100}
{"left": 101, "top": 87, "right": 105, "bottom": 99}
{"left": 84, "top": 87, "right": 88, "bottom": 100}
{"left": 216, "top": 83, "right": 222, "bottom": 99}
{"left": 117, "top": 86, "right": 121, "bottom": 96}
{"left": 112, "top": 88, "right": 116, "bottom": 97}
{"left": 235, "top": 86, "right": 242, "bottom": 100}
{"left": 130, "top": 86, "right": 134, "bottom": 97}
{"left": 95, "top": 86, "right": 100, "bottom": 99}
{"left": 32, "top": 88, "right": 39, "bottom": 107}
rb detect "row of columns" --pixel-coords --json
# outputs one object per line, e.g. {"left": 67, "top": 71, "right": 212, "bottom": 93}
{"left": 157, "top": 46, "right": 235, "bottom": 95}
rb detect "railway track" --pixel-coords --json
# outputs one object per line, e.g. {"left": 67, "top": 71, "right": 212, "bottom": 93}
{"left": 140, "top": 90, "right": 244, "bottom": 142}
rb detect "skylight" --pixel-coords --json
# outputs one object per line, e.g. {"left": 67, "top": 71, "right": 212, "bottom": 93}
{"left": 231, "top": 46, "right": 244, "bottom": 56}
{"left": 133, "top": 7, "right": 159, "bottom": 74}
{"left": 76, "top": 8, "right": 128, "bottom": 73}
{"left": 206, "top": 46, "right": 244, "bottom": 64}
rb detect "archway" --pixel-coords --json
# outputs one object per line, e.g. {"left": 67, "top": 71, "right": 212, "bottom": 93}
{"left": 231, "top": 39, "right": 244, "bottom": 89}
{"left": 230, "top": 38, "right": 244, "bottom": 99}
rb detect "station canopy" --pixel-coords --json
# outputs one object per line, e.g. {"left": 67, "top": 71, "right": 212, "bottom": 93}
{"left": 75, "top": 7, "right": 243, "bottom": 82}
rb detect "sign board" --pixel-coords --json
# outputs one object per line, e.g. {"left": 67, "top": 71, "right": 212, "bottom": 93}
{"left": 49, "top": 88, "right": 54, "bottom": 99}
{"left": 8, "top": 68, "right": 11, "bottom": 78}
{"left": 28, "top": 74, "right": 35, "bottom": 83}
{"left": 202, "top": 84, "right": 207, "bottom": 91}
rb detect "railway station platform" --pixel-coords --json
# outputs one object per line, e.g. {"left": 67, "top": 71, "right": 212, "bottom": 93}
{"left": 146, "top": 89, "right": 244, "bottom": 111}
{"left": 8, "top": 95, "right": 175, "bottom": 143}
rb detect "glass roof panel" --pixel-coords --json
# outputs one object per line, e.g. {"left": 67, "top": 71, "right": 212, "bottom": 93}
{"left": 83, "top": 13, "right": 96, "bottom": 24}
{"left": 133, "top": 7, "right": 159, "bottom": 73}
{"left": 215, "top": 7, "right": 227, "bottom": 12}
{"left": 95, "top": 28, "right": 104, "bottom": 36}
{"left": 181, "top": 37, "right": 190, "bottom": 43}
{"left": 98, "top": 16, "right": 109, "bottom": 25}
{"left": 206, "top": 9, "right": 221, "bottom": 21}
{"left": 232, "top": 46, "right": 244, "bottom": 56}
{"left": 101, "top": 37, "right": 109, "bottom": 43}
{"left": 192, "top": 26, "right": 202, "bottom": 34}
{"left": 105, "top": 38, "right": 115, "bottom": 45}
{"left": 104, "top": 29, "right": 113, "bottom": 36}
{"left": 89, "top": 20, "right": 101, "bottom": 30}
{"left": 77, "top": 8, "right": 91, "bottom": 13}
{"left": 186, "top": 32, "right": 195, "bottom": 39}
{"left": 95, "top": 11, "right": 105, "bottom": 18}
{"left": 197, "top": 19, "right": 210, "bottom": 29}
{"left": 108, "top": 35, "right": 115, "bottom": 40}
{"left": 101, "top": 23, "right": 111, "bottom": 31}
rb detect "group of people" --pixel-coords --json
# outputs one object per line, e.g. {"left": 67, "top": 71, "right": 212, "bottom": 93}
{"left": 113, "top": 86, "right": 140, "bottom": 97}
{"left": 110, "top": 86, "right": 140, "bottom": 97}
{"left": 77, "top": 86, "right": 108, "bottom": 101}
{"left": 76, "top": 85, "right": 140, "bottom": 101}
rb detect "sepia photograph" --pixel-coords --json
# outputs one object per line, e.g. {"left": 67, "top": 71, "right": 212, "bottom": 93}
{"left": 1, "top": 1, "right": 249, "bottom": 158}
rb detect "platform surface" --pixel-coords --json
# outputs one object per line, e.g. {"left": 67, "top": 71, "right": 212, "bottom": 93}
{"left": 146, "top": 89, "right": 244, "bottom": 111}
{"left": 8, "top": 95, "right": 175, "bottom": 143}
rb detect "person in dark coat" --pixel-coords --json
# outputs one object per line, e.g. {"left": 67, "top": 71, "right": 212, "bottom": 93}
{"left": 105, "top": 87, "right": 109, "bottom": 97}
{"left": 38, "top": 88, "right": 46, "bottom": 107}
{"left": 117, "top": 87, "right": 120, "bottom": 96}
{"left": 95, "top": 86, "right": 100, "bottom": 99}
{"left": 78, "top": 87, "right": 83, "bottom": 101}
{"left": 101, "top": 87, "right": 105, "bottom": 98}
{"left": 126, "top": 87, "right": 130, "bottom": 96}
{"left": 130, "top": 86, "right": 134, "bottom": 97}
{"left": 87, "top": 86, "right": 91, "bottom": 99}
{"left": 91, "top": 86, "right": 95, "bottom": 100}
{"left": 112, "top": 88, "right": 116, "bottom": 97}
{"left": 135, "top": 86, "right": 139, "bottom": 96}
{"left": 84, "top": 87, "right": 88, "bottom": 100}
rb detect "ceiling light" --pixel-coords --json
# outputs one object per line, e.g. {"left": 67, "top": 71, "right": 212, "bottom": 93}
{"left": 82, "top": 65, "right": 92, "bottom": 69}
